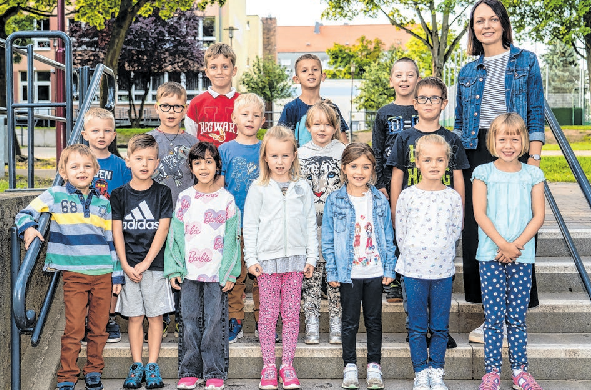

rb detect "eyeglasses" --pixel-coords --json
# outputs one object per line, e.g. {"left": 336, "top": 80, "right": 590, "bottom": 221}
{"left": 416, "top": 96, "right": 443, "bottom": 104}
{"left": 158, "top": 103, "right": 186, "bottom": 113}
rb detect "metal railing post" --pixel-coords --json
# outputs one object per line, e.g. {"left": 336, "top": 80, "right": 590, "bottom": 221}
{"left": 11, "top": 227, "right": 21, "bottom": 390}
{"left": 26, "top": 44, "right": 35, "bottom": 188}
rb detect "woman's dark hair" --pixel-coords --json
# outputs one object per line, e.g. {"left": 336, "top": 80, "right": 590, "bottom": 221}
{"left": 467, "top": 0, "right": 513, "bottom": 56}
{"left": 187, "top": 142, "right": 222, "bottom": 182}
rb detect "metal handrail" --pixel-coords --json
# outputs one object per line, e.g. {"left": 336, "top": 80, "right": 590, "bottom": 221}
{"left": 544, "top": 100, "right": 591, "bottom": 301}
{"left": 0, "top": 37, "right": 67, "bottom": 69}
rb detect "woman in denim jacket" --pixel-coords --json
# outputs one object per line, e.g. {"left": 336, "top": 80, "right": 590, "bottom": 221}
{"left": 322, "top": 143, "right": 397, "bottom": 389}
{"left": 454, "top": 0, "right": 544, "bottom": 334}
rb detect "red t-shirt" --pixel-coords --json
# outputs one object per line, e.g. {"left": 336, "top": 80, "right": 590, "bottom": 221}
{"left": 186, "top": 90, "right": 239, "bottom": 147}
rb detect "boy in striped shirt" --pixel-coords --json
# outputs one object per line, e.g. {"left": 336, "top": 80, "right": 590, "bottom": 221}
{"left": 15, "top": 144, "right": 123, "bottom": 390}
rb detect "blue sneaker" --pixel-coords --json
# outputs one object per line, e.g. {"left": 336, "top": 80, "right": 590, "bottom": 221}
{"left": 123, "top": 362, "right": 144, "bottom": 389}
{"left": 229, "top": 318, "right": 243, "bottom": 343}
{"left": 57, "top": 382, "right": 76, "bottom": 390}
{"left": 145, "top": 363, "right": 164, "bottom": 389}
{"left": 106, "top": 318, "right": 121, "bottom": 343}
{"left": 85, "top": 372, "right": 103, "bottom": 390}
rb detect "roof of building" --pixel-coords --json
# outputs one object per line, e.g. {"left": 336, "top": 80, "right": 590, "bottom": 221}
{"left": 276, "top": 23, "right": 413, "bottom": 53}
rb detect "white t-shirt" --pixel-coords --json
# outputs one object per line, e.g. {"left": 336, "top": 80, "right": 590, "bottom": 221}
{"left": 349, "top": 192, "right": 384, "bottom": 279}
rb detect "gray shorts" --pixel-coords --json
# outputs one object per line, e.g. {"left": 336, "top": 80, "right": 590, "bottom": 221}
{"left": 116, "top": 270, "right": 175, "bottom": 318}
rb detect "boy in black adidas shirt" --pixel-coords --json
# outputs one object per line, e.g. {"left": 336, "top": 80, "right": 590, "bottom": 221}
{"left": 111, "top": 134, "right": 174, "bottom": 388}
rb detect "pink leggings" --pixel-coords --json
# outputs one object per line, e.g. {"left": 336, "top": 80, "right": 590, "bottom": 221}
{"left": 258, "top": 272, "right": 304, "bottom": 366}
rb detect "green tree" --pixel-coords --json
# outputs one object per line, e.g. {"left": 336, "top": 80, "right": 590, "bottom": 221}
{"left": 325, "top": 36, "right": 384, "bottom": 79}
{"left": 541, "top": 41, "right": 580, "bottom": 95}
{"left": 240, "top": 56, "right": 294, "bottom": 126}
{"left": 506, "top": 0, "right": 591, "bottom": 102}
{"left": 322, "top": 0, "right": 470, "bottom": 78}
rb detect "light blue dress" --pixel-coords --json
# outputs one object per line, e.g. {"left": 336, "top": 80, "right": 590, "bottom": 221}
{"left": 471, "top": 162, "right": 545, "bottom": 263}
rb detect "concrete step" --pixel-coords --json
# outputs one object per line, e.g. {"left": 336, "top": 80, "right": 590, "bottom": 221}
{"left": 83, "top": 332, "right": 591, "bottom": 380}
{"left": 74, "top": 378, "right": 591, "bottom": 390}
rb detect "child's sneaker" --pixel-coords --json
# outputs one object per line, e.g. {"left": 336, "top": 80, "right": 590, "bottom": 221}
{"left": 162, "top": 314, "right": 172, "bottom": 338}
{"left": 329, "top": 316, "right": 342, "bottom": 344}
{"left": 85, "top": 373, "right": 103, "bottom": 390}
{"left": 177, "top": 377, "right": 199, "bottom": 389}
{"left": 278, "top": 365, "right": 301, "bottom": 389}
{"left": 123, "top": 362, "right": 145, "bottom": 389}
{"left": 205, "top": 378, "right": 225, "bottom": 389}
{"left": 341, "top": 363, "right": 359, "bottom": 389}
{"left": 479, "top": 371, "right": 500, "bottom": 390}
{"left": 512, "top": 370, "right": 543, "bottom": 390}
{"left": 428, "top": 368, "right": 448, "bottom": 390}
{"left": 106, "top": 317, "right": 121, "bottom": 343}
{"left": 57, "top": 382, "right": 76, "bottom": 390}
{"left": 366, "top": 363, "right": 384, "bottom": 389}
{"left": 174, "top": 321, "right": 180, "bottom": 338}
{"left": 385, "top": 280, "right": 403, "bottom": 303}
{"left": 259, "top": 364, "right": 278, "bottom": 390}
{"left": 447, "top": 334, "right": 457, "bottom": 349}
{"left": 413, "top": 369, "right": 430, "bottom": 390}
{"left": 229, "top": 318, "right": 244, "bottom": 343}
{"left": 145, "top": 363, "right": 164, "bottom": 389}
{"left": 469, "top": 323, "right": 485, "bottom": 343}
{"left": 305, "top": 315, "right": 320, "bottom": 344}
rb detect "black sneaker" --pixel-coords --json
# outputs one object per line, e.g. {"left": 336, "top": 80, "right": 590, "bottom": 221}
{"left": 385, "top": 280, "right": 403, "bottom": 303}
{"left": 106, "top": 317, "right": 121, "bottom": 343}
{"left": 447, "top": 334, "right": 457, "bottom": 349}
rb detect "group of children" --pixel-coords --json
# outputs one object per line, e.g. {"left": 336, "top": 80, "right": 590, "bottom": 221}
{"left": 15, "top": 41, "right": 545, "bottom": 390}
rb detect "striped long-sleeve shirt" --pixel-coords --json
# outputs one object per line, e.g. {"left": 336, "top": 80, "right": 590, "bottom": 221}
{"left": 15, "top": 182, "right": 124, "bottom": 284}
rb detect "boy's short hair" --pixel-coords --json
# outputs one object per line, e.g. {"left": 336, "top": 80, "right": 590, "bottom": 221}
{"left": 486, "top": 113, "right": 529, "bottom": 157}
{"left": 156, "top": 82, "right": 187, "bottom": 103}
{"left": 294, "top": 53, "right": 322, "bottom": 74}
{"left": 415, "top": 77, "right": 448, "bottom": 101}
{"left": 187, "top": 142, "right": 222, "bottom": 182}
{"left": 391, "top": 57, "right": 419, "bottom": 76}
{"left": 127, "top": 134, "right": 159, "bottom": 155}
{"left": 83, "top": 107, "right": 115, "bottom": 130}
{"left": 234, "top": 93, "right": 265, "bottom": 114}
{"left": 204, "top": 43, "right": 236, "bottom": 67}
{"left": 58, "top": 144, "right": 99, "bottom": 179}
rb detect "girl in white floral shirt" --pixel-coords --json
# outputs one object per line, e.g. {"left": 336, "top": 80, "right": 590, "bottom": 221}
{"left": 395, "top": 134, "right": 463, "bottom": 390}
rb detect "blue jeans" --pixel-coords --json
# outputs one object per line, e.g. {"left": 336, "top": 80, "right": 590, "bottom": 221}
{"left": 179, "top": 280, "right": 229, "bottom": 380}
{"left": 479, "top": 261, "right": 532, "bottom": 372}
{"left": 405, "top": 276, "right": 452, "bottom": 372}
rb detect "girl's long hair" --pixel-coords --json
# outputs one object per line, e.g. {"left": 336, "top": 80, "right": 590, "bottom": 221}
{"left": 257, "top": 125, "right": 301, "bottom": 185}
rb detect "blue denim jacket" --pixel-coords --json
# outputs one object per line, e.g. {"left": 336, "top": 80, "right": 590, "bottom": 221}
{"left": 321, "top": 185, "right": 397, "bottom": 283}
{"left": 453, "top": 45, "right": 545, "bottom": 149}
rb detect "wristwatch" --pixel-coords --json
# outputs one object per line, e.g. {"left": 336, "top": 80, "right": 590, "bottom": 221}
{"left": 529, "top": 154, "right": 541, "bottom": 161}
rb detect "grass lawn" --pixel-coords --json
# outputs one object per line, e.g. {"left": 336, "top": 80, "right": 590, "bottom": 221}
{"left": 543, "top": 142, "right": 591, "bottom": 151}
{"left": 0, "top": 176, "right": 54, "bottom": 192}
{"left": 541, "top": 157, "right": 591, "bottom": 182}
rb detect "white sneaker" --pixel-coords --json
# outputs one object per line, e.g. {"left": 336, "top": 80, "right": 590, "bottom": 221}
{"left": 366, "top": 363, "right": 384, "bottom": 389}
{"left": 341, "top": 363, "right": 359, "bottom": 389}
{"left": 428, "top": 368, "right": 449, "bottom": 390}
{"left": 470, "top": 322, "right": 508, "bottom": 347}
{"left": 413, "top": 369, "right": 430, "bottom": 390}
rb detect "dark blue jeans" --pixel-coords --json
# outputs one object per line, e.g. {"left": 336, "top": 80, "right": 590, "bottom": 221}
{"left": 340, "top": 277, "right": 383, "bottom": 366}
{"left": 179, "top": 280, "right": 229, "bottom": 380}
{"left": 405, "top": 276, "right": 452, "bottom": 372}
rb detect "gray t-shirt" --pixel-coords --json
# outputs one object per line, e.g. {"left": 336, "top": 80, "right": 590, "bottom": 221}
{"left": 147, "top": 129, "right": 199, "bottom": 206}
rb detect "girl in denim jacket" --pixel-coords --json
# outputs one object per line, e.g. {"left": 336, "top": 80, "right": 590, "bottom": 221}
{"left": 454, "top": 0, "right": 544, "bottom": 339}
{"left": 243, "top": 126, "right": 317, "bottom": 390}
{"left": 322, "top": 143, "right": 397, "bottom": 389}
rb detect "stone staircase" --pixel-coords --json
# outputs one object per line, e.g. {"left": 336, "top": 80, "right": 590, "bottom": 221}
{"left": 76, "top": 183, "right": 591, "bottom": 387}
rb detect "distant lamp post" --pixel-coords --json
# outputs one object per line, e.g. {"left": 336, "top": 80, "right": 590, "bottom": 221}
{"left": 349, "top": 62, "right": 356, "bottom": 137}
{"left": 224, "top": 26, "right": 239, "bottom": 47}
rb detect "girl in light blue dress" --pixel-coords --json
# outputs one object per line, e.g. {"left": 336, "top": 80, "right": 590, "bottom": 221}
{"left": 472, "top": 113, "right": 545, "bottom": 390}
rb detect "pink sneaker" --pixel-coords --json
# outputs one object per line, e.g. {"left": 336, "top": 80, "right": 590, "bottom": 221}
{"left": 259, "top": 365, "right": 278, "bottom": 390}
{"left": 513, "top": 371, "right": 543, "bottom": 390}
{"left": 279, "top": 365, "right": 301, "bottom": 389}
{"left": 177, "top": 377, "right": 199, "bottom": 389}
{"left": 205, "top": 378, "right": 224, "bottom": 389}
{"left": 479, "top": 371, "right": 500, "bottom": 390}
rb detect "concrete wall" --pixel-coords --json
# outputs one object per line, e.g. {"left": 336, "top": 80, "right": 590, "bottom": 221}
{"left": 0, "top": 190, "right": 64, "bottom": 390}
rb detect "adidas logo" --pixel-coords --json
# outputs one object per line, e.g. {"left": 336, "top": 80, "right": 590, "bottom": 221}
{"left": 123, "top": 200, "right": 159, "bottom": 230}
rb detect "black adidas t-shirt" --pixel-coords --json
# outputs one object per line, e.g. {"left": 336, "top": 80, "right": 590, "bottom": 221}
{"left": 111, "top": 181, "right": 174, "bottom": 271}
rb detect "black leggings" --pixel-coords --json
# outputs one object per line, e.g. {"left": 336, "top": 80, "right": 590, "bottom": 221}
{"left": 462, "top": 129, "right": 539, "bottom": 307}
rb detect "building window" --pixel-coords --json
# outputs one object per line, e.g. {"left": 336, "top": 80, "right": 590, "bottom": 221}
{"left": 19, "top": 71, "right": 52, "bottom": 102}
{"left": 33, "top": 19, "right": 51, "bottom": 49}
{"left": 200, "top": 17, "right": 216, "bottom": 45}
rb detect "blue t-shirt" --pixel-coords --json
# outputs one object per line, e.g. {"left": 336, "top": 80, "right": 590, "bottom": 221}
{"left": 219, "top": 140, "right": 261, "bottom": 225}
{"left": 278, "top": 97, "right": 349, "bottom": 146}
{"left": 93, "top": 154, "right": 132, "bottom": 199}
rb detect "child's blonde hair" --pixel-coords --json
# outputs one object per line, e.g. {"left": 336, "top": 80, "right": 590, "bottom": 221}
{"left": 83, "top": 107, "right": 115, "bottom": 130}
{"left": 233, "top": 93, "right": 265, "bottom": 114}
{"left": 305, "top": 100, "right": 341, "bottom": 142}
{"left": 257, "top": 126, "right": 301, "bottom": 185}
{"left": 415, "top": 134, "right": 451, "bottom": 163}
{"left": 205, "top": 43, "right": 236, "bottom": 67}
{"left": 340, "top": 142, "right": 377, "bottom": 185}
{"left": 156, "top": 81, "right": 187, "bottom": 102}
{"left": 486, "top": 113, "right": 529, "bottom": 157}
{"left": 58, "top": 144, "right": 99, "bottom": 180}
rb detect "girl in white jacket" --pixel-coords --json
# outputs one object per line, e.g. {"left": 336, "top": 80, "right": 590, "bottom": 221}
{"left": 243, "top": 125, "right": 317, "bottom": 390}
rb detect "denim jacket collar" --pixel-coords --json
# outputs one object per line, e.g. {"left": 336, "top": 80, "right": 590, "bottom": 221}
{"left": 475, "top": 44, "right": 523, "bottom": 69}
{"left": 334, "top": 184, "right": 381, "bottom": 202}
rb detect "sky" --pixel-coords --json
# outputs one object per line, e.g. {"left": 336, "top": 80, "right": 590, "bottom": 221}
{"left": 245, "top": 0, "right": 391, "bottom": 26}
